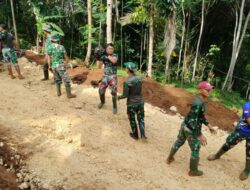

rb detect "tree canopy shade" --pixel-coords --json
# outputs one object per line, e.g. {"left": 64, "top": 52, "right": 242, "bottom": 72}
{"left": 1, "top": 0, "right": 250, "bottom": 97}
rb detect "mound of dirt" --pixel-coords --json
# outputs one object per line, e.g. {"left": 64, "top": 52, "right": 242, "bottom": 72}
{"left": 24, "top": 50, "right": 47, "bottom": 65}
{"left": 67, "top": 66, "right": 89, "bottom": 84}
{"left": 85, "top": 68, "right": 103, "bottom": 85}
{"left": 84, "top": 69, "right": 239, "bottom": 131}
{"left": 19, "top": 60, "right": 238, "bottom": 131}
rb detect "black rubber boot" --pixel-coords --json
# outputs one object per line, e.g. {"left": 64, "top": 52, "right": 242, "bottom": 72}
{"left": 41, "top": 64, "right": 49, "bottom": 81}
{"left": 138, "top": 121, "right": 146, "bottom": 139}
{"left": 98, "top": 94, "right": 105, "bottom": 109}
{"left": 239, "top": 160, "right": 250, "bottom": 180}
{"left": 166, "top": 147, "right": 178, "bottom": 164}
{"left": 207, "top": 147, "right": 226, "bottom": 161}
{"left": 112, "top": 96, "right": 117, "bottom": 114}
{"left": 188, "top": 158, "right": 203, "bottom": 176}
{"left": 65, "top": 85, "right": 76, "bottom": 99}
{"left": 130, "top": 127, "right": 139, "bottom": 140}
{"left": 56, "top": 84, "right": 61, "bottom": 96}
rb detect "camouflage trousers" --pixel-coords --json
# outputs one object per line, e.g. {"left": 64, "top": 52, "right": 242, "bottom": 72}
{"left": 52, "top": 65, "right": 71, "bottom": 87}
{"left": 99, "top": 75, "right": 117, "bottom": 97}
{"left": 127, "top": 103, "right": 145, "bottom": 137}
{"left": 172, "top": 124, "right": 201, "bottom": 159}
{"left": 2, "top": 48, "right": 18, "bottom": 65}
{"left": 222, "top": 130, "right": 250, "bottom": 160}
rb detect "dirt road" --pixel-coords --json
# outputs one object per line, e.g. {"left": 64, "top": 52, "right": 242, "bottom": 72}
{"left": 0, "top": 57, "right": 249, "bottom": 190}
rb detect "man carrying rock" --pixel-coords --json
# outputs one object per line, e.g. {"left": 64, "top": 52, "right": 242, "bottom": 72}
{"left": 0, "top": 24, "right": 24, "bottom": 79}
{"left": 97, "top": 43, "right": 118, "bottom": 114}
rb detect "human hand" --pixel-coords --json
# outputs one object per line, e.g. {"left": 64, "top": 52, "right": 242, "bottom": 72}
{"left": 199, "top": 134, "right": 207, "bottom": 146}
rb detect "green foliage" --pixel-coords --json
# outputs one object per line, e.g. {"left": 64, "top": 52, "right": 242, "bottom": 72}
{"left": 79, "top": 25, "right": 98, "bottom": 45}
{"left": 131, "top": 5, "right": 150, "bottom": 24}
{"left": 173, "top": 80, "right": 245, "bottom": 111}
{"left": 19, "top": 38, "right": 33, "bottom": 49}
{"left": 155, "top": 0, "right": 180, "bottom": 17}
{"left": 195, "top": 44, "right": 221, "bottom": 81}
{"left": 1, "top": 0, "right": 250, "bottom": 104}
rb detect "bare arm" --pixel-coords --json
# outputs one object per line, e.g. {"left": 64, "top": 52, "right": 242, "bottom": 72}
{"left": 97, "top": 60, "right": 103, "bottom": 69}
{"left": 48, "top": 55, "right": 51, "bottom": 69}
{"left": 13, "top": 40, "right": 20, "bottom": 50}
{"left": 108, "top": 55, "right": 118, "bottom": 64}
{"left": 64, "top": 55, "right": 69, "bottom": 63}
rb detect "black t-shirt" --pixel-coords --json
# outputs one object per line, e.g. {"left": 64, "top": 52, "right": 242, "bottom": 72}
{"left": 0, "top": 31, "right": 14, "bottom": 48}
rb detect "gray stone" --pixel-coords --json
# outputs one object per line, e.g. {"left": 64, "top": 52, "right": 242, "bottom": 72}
{"left": 170, "top": 106, "right": 178, "bottom": 113}
{"left": 0, "top": 157, "right": 3, "bottom": 165}
{"left": 19, "top": 182, "right": 30, "bottom": 189}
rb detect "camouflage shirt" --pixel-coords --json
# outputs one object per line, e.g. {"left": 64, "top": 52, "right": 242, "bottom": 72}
{"left": 119, "top": 75, "right": 144, "bottom": 106}
{"left": 47, "top": 43, "right": 67, "bottom": 68}
{"left": 0, "top": 31, "right": 14, "bottom": 48}
{"left": 101, "top": 53, "right": 118, "bottom": 76}
{"left": 184, "top": 96, "right": 209, "bottom": 135}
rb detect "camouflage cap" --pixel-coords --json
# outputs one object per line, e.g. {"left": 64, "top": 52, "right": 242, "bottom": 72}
{"left": 124, "top": 62, "right": 137, "bottom": 73}
{"left": 50, "top": 34, "right": 60, "bottom": 42}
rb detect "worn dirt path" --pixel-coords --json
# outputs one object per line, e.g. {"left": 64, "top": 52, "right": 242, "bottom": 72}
{"left": 0, "top": 58, "right": 249, "bottom": 190}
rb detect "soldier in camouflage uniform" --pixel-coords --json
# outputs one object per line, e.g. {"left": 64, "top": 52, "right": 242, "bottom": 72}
{"left": 41, "top": 24, "right": 52, "bottom": 81}
{"left": 166, "top": 81, "right": 216, "bottom": 176}
{"left": 0, "top": 24, "right": 24, "bottom": 79}
{"left": 47, "top": 34, "right": 76, "bottom": 98}
{"left": 97, "top": 43, "right": 118, "bottom": 114}
{"left": 208, "top": 101, "right": 250, "bottom": 180}
{"left": 118, "top": 62, "right": 146, "bottom": 140}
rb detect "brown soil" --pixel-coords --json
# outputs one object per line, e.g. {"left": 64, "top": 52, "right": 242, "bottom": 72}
{"left": 137, "top": 78, "right": 239, "bottom": 131}
{"left": 0, "top": 166, "right": 18, "bottom": 190}
{"left": 0, "top": 58, "right": 248, "bottom": 190}
{"left": 23, "top": 53, "right": 239, "bottom": 131}
{"left": 86, "top": 69, "right": 239, "bottom": 131}
{"left": 0, "top": 134, "right": 22, "bottom": 190}
{"left": 24, "top": 50, "right": 47, "bottom": 65}
{"left": 67, "top": 66, "right": 89, "bottom": 84}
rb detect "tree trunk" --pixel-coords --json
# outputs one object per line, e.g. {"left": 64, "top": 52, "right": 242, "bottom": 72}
{"left": 113, "top": 16, "right": 117, "bottom": 43}
{"left": 36, "top": 34, "right": 39, "bottom": 53}
{"left": 106, "top": 0, "right": 113, "bottom": 44}
{"left": 120, "top": 0, "right": 123, "bottom": 68}
{"left": 222, "top": 0, "right": 250, "bottom": 90}
{"left": 164, "top": 4, "right": 177, "bottom": 83}
{"left": 222, "top": 10, "right": 238, "bottom": 90}
{"left": 140, "top": 25, "right": 143, "bottom": 73}
{"left": 85, "top": 0, "right": 92, "bottom": 65}
{"left": 177, "top": 1, "right": 185, "bottom": 80}
{"left": 98, "top": 0, "right": 103, "bottom": 46}
{"left": 182, "top": 9, "right": 191, "bottom": 85}
{"left": 147, "top": 7, "right": 154, "bottom": 78}
{"left": 192, "top": 0, "right": 205, "bottom": 81}
{"left": 10, "top": 0, "right": 19, "bottom": 48}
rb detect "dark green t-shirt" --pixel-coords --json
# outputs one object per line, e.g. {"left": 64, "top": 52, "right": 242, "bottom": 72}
{"left": 119, "top": 75, "right": 144, "bottom": 106}
{"left": 0, "top": 31, "right": 14, "bottom": 48}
